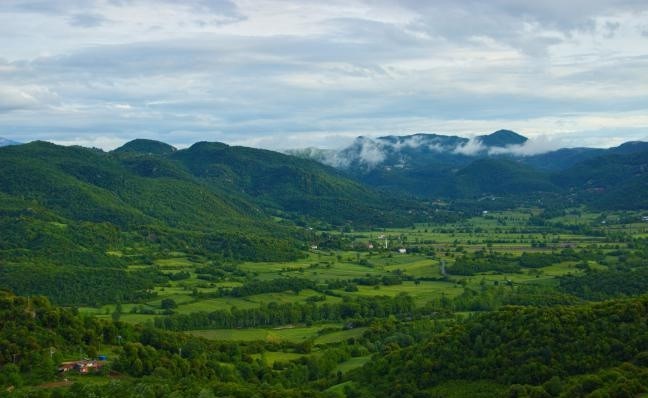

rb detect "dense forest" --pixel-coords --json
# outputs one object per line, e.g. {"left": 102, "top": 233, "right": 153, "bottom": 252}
{"left": 1, "top": 291, "right": 646, "bottom": 397}
{"left": 352, "top": 297, "right": 648, "bottom": 397}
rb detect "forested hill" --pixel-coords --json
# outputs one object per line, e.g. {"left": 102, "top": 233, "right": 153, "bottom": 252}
{"left": 0, "top": 140, "right": 427, "bottom": 267}
{"left": 1, "top": 291, "right": 646, "bottom": 396}
{"left": 552, "top": 149, "right": 648, "bottom": 209}
{"left": 163, "top": 140, "right": 424, "bottom": 226}
{"left": 290, "top": 130, "right": 648, "bottom": 208}
{"left": 351, "top": 297, "right": 648, "bottom": 397}
{"left": 0, "top": 290, "right": 329, "bottom": 397}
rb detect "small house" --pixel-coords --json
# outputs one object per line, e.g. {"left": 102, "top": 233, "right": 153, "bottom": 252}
{"left": 58, "top": 362, "right": 77, "bottom": 373}
{"left": 59, "top": 359, "right": 104, "bottom": 375}
{"left": 76, "top": 360, "right": 103, "bottom": 374}
{"left": 398, "top": 248, "right": 407, "bottom": 254}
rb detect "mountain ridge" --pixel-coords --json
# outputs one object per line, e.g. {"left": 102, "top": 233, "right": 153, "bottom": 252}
{"left": 0, "top": 137, "right": 21, "bottom": 147}
{"left": 288, "top": 130, "right": 648, "bottom": 173}
{"left": 0, "top": 139, "right": 431, "bottom": 268}
{"left": 287, "top": 130, "right": 648, "bottom": 206}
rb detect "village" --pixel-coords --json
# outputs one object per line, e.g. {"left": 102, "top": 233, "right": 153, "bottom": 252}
{"left": 58, "top": 356, "right": 107, "bottom": 375}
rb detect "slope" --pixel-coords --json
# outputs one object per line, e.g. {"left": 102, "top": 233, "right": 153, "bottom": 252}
{"left": 353, "top": 297, "right": 648, "bottom": 397}
{"left": 168, "top": 141, "right": 425, "bottom": 226}
{"left": 0, "top": 141, "right": 304, "bottom": 275}
{"left": 553, "top": 149, "right": 648, "bottom": 209}
{"left": 0, "top": 138, "right": 428, "bottom": 273}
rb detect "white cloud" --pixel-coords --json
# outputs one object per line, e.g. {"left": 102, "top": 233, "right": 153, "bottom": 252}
{"left": 453, "top": 138, "right": 485, "bottom": 155}
{"left": 488, "top": 135, "right": 564, "bottom": 156}
{"left": 0, "top": 85, "right": 57, "bottom": 112}
{"left": 356, "top": 137, "right": 387, "bottom": 168}
{"left": 0, "top": 1, "right": 646, "bottom": 149}
{"left": 51, "top": 135, "right": 126, "bottom": 150}
{"left": 391, "top": 135, "right": 426, "bottom": 150}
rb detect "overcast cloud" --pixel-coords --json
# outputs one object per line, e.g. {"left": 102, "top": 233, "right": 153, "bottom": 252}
{"left": 0, "top": 0, "right": 647, "bottom": 150}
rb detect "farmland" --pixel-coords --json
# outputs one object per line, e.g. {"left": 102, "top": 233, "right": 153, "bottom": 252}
{"left": 76, "top": 208, "right": 645, "bottom": 332}
{"left": 4, "top": 207, "right": 648, "bottom": 398}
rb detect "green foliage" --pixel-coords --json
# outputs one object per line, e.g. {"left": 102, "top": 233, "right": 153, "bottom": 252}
{"left": 356, "top": 297, "right": 648, "bottom": 396}
{"left": 169, "top": 141, "right": 428, "bottom": 227}
{"left": 427, "top": 285, "right": 581, "bottom": 312}
{"left": 447, "top": 250, "right": 520, "bottom": 275}
{"left": 554, "top": 150, "right": 648, "bottom": 210}
{"left": 111, "top": 138, "right": 177, "bottom": 155}
{"left": 0, "top": 265, "right": 161, "bottom": 306}
{"left": 559, "top": 268, "right": 648, "bottom": 300}
{"left": 447, "top": 249, "right": 590, "bottom": 276}
{"left": 155, "top": 294, "right": 416, "bottom": 330}
{"left": 0, "top": 292, "right": 334, "bottom": 396}
{"left": 160, "top": 298, "right": 178, "bottom": 310}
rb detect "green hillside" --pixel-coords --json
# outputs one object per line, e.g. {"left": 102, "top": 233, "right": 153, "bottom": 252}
{"left": 112, "top": 138, "right": 177, "bottom": 155}
{"left": 353, "top": 297, "right": 648, "bottom": 397}
{"left": 455, "top": 158, "right": 558, "bottom": 196}
{"left": 0, "top": 140, "right": 427, "bottom": 273}
{"left": 0, "top": 142, "right": 316, "bottom": 302}
{"left": 169, "top": 141, "right": 424, "bottom": 226}
{"left": 1, "top": 290, "right": 646, "bottom": 397}
{"left": 554, "top": 150, "right": 648, "bottom": 209}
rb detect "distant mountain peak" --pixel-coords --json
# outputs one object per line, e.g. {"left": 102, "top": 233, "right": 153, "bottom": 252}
{"left": 477, "top": 130, "right": 528, "bottom": 147}
{"left": 610, "top": 141, "right": 648, "bottom": 155}
{"left": 0, "top": 137, "right": 21, "bottom": 147}
{"left": 113, "top": 139, "right": 176, "bottom": 155}
{"left": 186, "top": 141, "right": 229, "bottom": 152}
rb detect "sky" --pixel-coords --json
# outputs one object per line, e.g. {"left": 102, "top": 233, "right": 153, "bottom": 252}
{"left": 0, "top": 0, "right": 647, "bottom": 151}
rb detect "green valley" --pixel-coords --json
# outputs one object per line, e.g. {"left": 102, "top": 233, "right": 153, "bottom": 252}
{"left": 1, "top": 139, "right": 648, "bottom": 397}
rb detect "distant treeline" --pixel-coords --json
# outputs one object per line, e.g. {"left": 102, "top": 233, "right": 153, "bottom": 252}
{"left": 0, "top": 265, "right": 164, "bottom": 306}
{"left": 155, "top": 294, "right": 416, "bottom": 330}
{"left": 559, "top": 268, "right": 648, "bottom": 300}
{"left": 447, "top": 248, "right": 598, "bottom": 276}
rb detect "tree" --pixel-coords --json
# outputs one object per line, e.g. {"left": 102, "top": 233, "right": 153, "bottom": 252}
{"left": 112, "top": 302, "right": 123, "bottom": 322}
{"left": 0, "top": 364, "right": 23, "bottom": 388}
{"left": 161, "top": 298, "right": 178, "bottom": 310}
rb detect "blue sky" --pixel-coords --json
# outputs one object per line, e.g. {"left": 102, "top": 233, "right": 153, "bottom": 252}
{"left": 0, "top": 0, "right": 647, "bottom": 150}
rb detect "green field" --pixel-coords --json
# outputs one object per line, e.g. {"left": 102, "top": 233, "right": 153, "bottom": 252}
{"left": 314, "top": 328, "right": 369, "bottom": 345}
{"left": 334, "top": 355, "right": 372, "bottom": 373}
{"left": 75, "top": 208, "right": 646, "bottom": 366}
{"left": 188, "top": 323, "right": 343, "bottom": 343}
{"left": 252, "top": 351, "right": 307, "bottom": 365}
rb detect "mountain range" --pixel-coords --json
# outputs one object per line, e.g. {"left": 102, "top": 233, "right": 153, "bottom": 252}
{"left": 0, "top": 137, "right": 20, "bottom": 147}
{"left": 289, "top": 129, "right": 648, "bottom": 172}
{"left": 289, "top": 130, "right": 648, "bottom": 207}
{"left": 0, "top": 132, "right": 647, "bottom": 277}
{"left": 0, "top": 138, "right": 429, "bottom": 268}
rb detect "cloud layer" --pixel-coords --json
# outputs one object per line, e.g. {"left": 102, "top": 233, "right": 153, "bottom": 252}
{"left": 0, "top": 0, "right": 647, "bottom": 149}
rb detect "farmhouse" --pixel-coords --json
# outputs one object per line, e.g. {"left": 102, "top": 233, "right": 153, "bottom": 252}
{"left": 58, "top": 362, "right": 76, "bottom": 372}
{"left": 58, "top": 359, "right": 104, "bottom": 374}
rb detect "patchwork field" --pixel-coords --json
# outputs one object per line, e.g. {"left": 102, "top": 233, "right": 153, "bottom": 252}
{"left": 76, "top": 209, "right": 646, "bottom": 342}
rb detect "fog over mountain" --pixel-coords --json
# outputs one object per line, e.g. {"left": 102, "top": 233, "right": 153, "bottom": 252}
{"left": 288, "top": 130, "right": 577, "bottom": 171}
{"left": 0, "top": 137, "right": 20, "bottom": 147}
{"left": 286, "top": 129, "right": 648, "bottom": 203}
